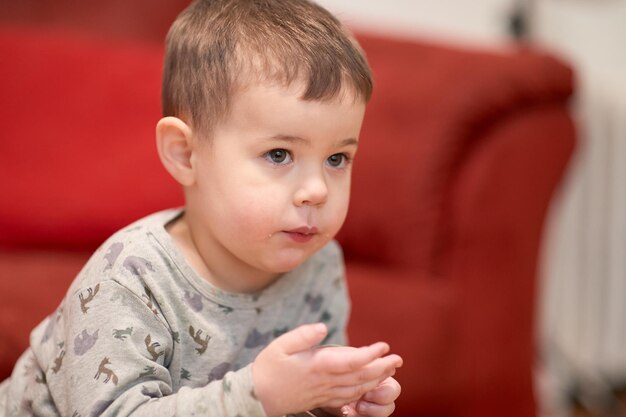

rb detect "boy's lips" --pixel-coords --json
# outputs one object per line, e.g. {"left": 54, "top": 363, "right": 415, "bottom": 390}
{"left": 287, "top": 226, "right": 318, "bottom": 234}
{"left": 283, "top": 226, "right": 318, "bottom": 243}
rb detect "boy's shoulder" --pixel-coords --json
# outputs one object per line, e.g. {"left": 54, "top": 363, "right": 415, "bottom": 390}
{"left": 66, "top": 209, "right": 183, "bottom": 295}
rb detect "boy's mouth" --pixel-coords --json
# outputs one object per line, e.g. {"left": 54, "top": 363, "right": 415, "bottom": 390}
{"left": 283, "top": 226, "right": 318, "bottom": 243}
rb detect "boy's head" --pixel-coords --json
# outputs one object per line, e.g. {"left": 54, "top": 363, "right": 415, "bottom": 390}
{"left": 157, "top": 0, "right": 371, "bottom": 289}
{"left": 161, "top": 0, "right": 372, "bottom": 137}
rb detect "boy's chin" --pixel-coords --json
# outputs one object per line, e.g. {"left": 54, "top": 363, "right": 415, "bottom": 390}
{"left": 263, "top": 249, "right": 314, "bottom": 273}
{"left": 267, "top": 259, "right": 306, "bottom": 274}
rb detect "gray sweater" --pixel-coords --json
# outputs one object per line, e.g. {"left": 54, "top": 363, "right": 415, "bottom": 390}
{"left": 0, "top": 209, "right": 349, "bottom": 417}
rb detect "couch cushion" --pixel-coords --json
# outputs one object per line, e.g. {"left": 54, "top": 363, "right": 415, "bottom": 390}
{"left": 0, "top": 26, "right": 183, "bottom": 249}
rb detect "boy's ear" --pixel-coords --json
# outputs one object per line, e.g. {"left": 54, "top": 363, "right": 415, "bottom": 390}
{"left": 156, "top": 117, "right": 196, "bottom": 187}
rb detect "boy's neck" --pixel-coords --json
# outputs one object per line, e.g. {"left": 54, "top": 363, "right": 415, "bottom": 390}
{"left": 165, "top": 214, "right": 282, "bottom": 294}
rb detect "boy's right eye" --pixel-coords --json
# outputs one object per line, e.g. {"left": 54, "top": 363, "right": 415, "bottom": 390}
{"left": 264, "top": 149, "right": 292, "bottom": 165}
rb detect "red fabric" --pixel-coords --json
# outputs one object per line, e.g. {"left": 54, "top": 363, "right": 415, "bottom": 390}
{"left": 447, "top": 104, "right": 575, "bottom": 417}
{"left": 0, "top": 0, "right": 190, "bottom": 43}
{"left": 343, "top": 106, "right": 574, "bottom": 417}
{"left": 0, "top": 27, "right": 183, "bottom": 249}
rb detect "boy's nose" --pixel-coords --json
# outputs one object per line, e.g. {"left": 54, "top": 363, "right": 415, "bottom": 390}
{"left": 294, "top": 173, "right": 328, "bottom": 207}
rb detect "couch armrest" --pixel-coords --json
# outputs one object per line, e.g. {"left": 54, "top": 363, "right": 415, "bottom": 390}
{"left": 338, "top": 35, "right": 575, "bottom": 274}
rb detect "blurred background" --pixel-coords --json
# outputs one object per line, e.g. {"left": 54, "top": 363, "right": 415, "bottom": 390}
{"left": 323, "top": 2, "right": 626, "bottom": 416}
{"left": 1, "top": 1, "right": 625, "bottom": 416}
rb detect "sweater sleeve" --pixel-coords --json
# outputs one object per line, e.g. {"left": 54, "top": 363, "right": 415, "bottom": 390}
{"left": 40, "top": 279, "right": 265, "bottom": 417}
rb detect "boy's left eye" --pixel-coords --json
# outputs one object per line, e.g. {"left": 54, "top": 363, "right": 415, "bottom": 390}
{"left": 264, "top": 149, "right": 292, "bottom": 165}
{"left": 326, "top": 153, "right": 349, "bottom": 168}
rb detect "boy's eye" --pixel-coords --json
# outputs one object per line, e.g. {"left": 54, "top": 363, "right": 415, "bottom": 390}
{"left": 326, "top": 153, "right": 348, "bottom": 168}
{"left": 265, "top": 149, "right": 292, "bottom": 165}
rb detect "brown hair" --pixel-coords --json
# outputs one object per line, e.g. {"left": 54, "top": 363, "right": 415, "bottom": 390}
{"left": 162, "top": 0, "right": 372, "bottom": 136}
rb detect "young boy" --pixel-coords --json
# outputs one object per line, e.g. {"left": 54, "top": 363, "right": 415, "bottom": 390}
{"left": 0, "top": 0, "right": 402, "bottom": 416}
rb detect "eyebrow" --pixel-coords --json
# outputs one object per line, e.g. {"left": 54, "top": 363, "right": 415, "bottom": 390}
{"left": 267, "top": 134, "right": 358, "bottom": 147}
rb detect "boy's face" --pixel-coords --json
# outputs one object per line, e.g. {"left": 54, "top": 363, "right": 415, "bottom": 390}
{"left": 185, "top": 81, "right": 366, "bottom": 285}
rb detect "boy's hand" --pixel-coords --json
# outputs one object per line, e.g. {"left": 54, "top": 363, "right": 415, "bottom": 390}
{"left": 336, "top": 376, "right": 402, "bottom": 417}
{"left": 252, "top": 323, "right": 403, "bottom": 417}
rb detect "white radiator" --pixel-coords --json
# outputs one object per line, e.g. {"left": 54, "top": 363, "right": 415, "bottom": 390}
{"left": 537, "top": 66, "right": 626, "bottom": 416}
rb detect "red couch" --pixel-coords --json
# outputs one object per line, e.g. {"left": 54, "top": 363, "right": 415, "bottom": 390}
{"left": 0, "top": 4, "right": 575, "bottom": 416}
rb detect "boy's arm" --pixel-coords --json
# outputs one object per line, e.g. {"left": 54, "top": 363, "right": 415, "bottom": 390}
{"left": 43, "top": 279, "right": 265, "bottom": 417}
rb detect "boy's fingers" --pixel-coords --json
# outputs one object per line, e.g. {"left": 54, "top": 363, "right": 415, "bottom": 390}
{"left": 332, "top": 375, "right": 388, "bottom": 405}
{"left": 361, "top": 377, "right": 402, "bottom": 404}
{"left": 352, "top": 401, "right": 396, "bottom": 417}
{"left": 333, "top": 374, "right": 402, "bottom": 414}
{"left": 334, "top": 355, "right": 401, "bottom": 387}
{"left": 272, "top": 323, "right": 328, "bottom": 355}
{"left": 315, "top": 343, "right": 390, "bottom": 373}
{"left": 343, "top": 380, "right": 401, "bottom": 417}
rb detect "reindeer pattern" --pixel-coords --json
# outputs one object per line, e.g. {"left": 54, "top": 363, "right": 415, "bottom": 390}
{"left": 94, "top": 357, "right": 118, "bottom": 385}
{"left": 79, "top": 284, "right": 100, "bottom": 314}
{"left": 189, "top": 325, "right": 211, "bottom": 355}
{"left": 144, "top": 334, "right": 165, "bottom": 362}
{"left": 51, "top": 350, "right": 65, "bottom": 374}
